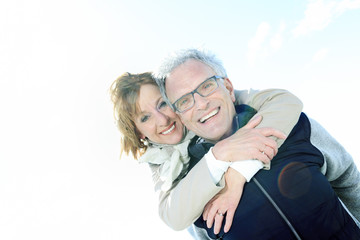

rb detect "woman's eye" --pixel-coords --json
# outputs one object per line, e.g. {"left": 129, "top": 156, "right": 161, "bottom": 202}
{"left": 158, "top": 101, "right": 168, "bottom": 109}
{"left": 140, "top": 115, "right": 149, "bottom": 123}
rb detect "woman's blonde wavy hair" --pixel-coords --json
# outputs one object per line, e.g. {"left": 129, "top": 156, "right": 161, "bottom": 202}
{"left": 109, "top": 72, "right": 157, "bottom": 160}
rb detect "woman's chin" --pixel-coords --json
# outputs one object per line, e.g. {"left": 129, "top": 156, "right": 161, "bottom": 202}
{"left": 167, "top": 135, "right": 184, "bottom": 145}
{"left": 160, "top": 132, "right": 184, "bottom": 145}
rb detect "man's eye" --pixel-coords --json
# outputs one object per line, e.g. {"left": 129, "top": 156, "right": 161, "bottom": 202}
{"left": 203, "top": 81, "right": 214, "bottom": 89}
{"left": 141, "top": 115, "right": 149, "bottom": 123}
{"left": 179, "top": 98, "right": 188, "bottom": 107}
{"left": 204, "top": 84, "right": 211, "bottom": 89}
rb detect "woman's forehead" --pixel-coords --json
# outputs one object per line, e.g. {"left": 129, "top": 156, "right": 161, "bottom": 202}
{"left": 134, "top": 84, "right": 161, "bottom": 114}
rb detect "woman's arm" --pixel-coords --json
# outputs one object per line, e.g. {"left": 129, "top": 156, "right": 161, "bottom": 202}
{"left": 218, "top": 88, "right": 303, "bottom": 178}
{"left": 150, "top": 117, "right": 283, "bottom": 231}
{"left": 149, "top": 158, "right": 225, "bottom": 231}
{"left": 235, "top": 88, "right": 303, "bottom": 147}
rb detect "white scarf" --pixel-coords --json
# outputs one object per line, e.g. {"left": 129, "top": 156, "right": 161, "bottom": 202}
{"left": 138, "top": 129, "right": 196, "bottom": 191}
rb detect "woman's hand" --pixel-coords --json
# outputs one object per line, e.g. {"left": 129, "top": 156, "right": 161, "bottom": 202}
{"left": 212, "top": 115, "right": 286, "bottom": 164}
{"left": 202, "top": 168, "right": 246, "bottom": 235}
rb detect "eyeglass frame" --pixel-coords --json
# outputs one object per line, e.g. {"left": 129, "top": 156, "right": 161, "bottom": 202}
{"left": 172, "top": 75, "right": 224, "bottom": 113}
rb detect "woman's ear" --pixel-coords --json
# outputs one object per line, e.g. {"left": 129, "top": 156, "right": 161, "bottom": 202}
{"left": 139, "top": 136, "right": 149, "bottom": 146}
{"left": 223, "top": 77, "right": 236, "bottom": 103}
{"left": 135, "top": 128, "right": 145, "bottom": 141}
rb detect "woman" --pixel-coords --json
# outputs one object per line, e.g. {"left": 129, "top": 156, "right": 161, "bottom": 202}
{"left": 109, "top": 72, "right": 303, "bottom": 232}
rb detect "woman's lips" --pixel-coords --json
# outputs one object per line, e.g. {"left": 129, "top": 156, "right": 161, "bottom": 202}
{"left": 160, "top": 122, "right": 176, "bottom": 135}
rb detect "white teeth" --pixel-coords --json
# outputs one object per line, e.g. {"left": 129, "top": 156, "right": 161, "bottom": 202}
{"left": 161, "top": 123, "right": 175, "bottom": 135}
{"left": 200, "top": 109, "right": 219, "bottom": 123}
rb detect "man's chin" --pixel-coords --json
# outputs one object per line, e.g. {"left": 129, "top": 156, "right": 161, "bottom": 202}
{"left": 200, "top": 130, "right": 224, "bottom": 142}
{"left": 190, "top": 123, "right": 227, "bottom": 141}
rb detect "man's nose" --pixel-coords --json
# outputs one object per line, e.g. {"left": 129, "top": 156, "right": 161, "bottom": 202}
{"left": 193, "top": 92, "right": 209, "bottom": 110}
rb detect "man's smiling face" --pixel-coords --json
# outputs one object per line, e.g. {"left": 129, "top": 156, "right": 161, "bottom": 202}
{"left": 165, "top": 59, "right": 236, "bottom": 142}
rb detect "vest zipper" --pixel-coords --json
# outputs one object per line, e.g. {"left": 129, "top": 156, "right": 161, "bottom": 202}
{"left": 253, "top": 177, "right": 302, "bottom": 240}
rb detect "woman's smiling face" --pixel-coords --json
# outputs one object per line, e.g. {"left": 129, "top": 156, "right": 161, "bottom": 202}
{"left": 134, "top": 84, "right": 184, "bottom": 145}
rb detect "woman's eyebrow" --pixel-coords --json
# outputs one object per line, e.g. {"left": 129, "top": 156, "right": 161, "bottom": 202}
{"left": 155, "top": 96, "right": 163, "bottom": 106}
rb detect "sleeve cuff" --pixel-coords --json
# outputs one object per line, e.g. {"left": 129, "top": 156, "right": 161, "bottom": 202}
{"left": 205, "top": 147, "right": 231, "bottom": 184}
{"left": 230, "top": 160, "right": 264, "bottom": 182}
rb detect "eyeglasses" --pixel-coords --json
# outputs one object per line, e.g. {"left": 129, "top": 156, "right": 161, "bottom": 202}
{"left": 172, "top": 75, "right": 223, "bottom": 113}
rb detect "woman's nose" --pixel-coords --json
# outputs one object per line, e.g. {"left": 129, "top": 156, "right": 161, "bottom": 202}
{"left": 155, "top": 111, "right": 170, "bottom": 126}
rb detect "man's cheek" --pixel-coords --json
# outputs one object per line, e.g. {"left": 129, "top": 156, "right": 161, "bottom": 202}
{"left": 179, "top": 113, "right": 191, "bottom": 124}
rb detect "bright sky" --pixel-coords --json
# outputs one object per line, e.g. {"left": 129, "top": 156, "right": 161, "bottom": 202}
{"left": 1, "top": 0, "right": 359, "bottom": 239}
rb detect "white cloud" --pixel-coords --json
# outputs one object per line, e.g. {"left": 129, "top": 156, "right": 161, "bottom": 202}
{"left": 312, "top": 48, "right": 329, "bottom": 62}
{"left": 293, "top": 0, "right": 360, "bottom": 37}
{"left": 336, "top": 0, "right": 360, "bottom": 13}
{"left": 247, "top": 22, "right": 270, "bottom": 65}
{"left": 270, "top": 22, "right": 286, "bottom": 51}
{"left": 247, "top": 22, "right": 287, "bottom": 66}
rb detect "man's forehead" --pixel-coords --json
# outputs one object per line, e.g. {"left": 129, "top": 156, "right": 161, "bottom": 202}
{"left": 165, "top": 60, "right": 215, "bottom": 100}
{"left": 173, "top": 59, "right": 210, "bottom": 73}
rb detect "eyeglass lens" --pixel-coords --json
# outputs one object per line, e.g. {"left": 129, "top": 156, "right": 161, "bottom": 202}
{"left": 175, "top": 76, "right": 219, "bottom": 112}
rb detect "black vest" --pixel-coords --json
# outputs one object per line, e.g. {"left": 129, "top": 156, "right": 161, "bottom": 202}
{"left": 189, "top": 105, "right": 360, "bottom": 240}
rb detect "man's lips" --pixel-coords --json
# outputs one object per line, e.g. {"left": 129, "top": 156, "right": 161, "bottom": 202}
{"left": 160, "top": 122, "right": 176, "bottom": 135}
{"left": 199, "top": 107, "right": 219, "bottom": 123}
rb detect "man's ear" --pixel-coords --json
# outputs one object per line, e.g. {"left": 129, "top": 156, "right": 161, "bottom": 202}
{"left": 223, "top": 77, "right": 236, "bottom": 103}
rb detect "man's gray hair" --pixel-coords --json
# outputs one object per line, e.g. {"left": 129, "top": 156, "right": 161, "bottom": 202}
{"left": 153, "top": 48, "right": 228, "bottom": 110}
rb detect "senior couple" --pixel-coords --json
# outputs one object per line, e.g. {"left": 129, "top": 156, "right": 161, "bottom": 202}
{"left": 110, "top": 48, "right": 360, "bottom": 239}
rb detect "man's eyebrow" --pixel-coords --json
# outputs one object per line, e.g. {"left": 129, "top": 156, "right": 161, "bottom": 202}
{"left": 181, "top": 75, "right": 213, "bottom": 94}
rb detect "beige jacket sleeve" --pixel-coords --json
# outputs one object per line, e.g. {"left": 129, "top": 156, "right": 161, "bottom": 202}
{"left": 149, "top": 158, "right": 225, "bottom": 231}
{"left": 154, "top": 88, "right": 303, "bottom": 231}
{"left": 234, "top": 88, "right": 303, "bottom": 147}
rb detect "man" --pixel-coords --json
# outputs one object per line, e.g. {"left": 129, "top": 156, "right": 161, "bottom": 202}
{"left": 154, "top": 48, "right": 360, "bottom": 239}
